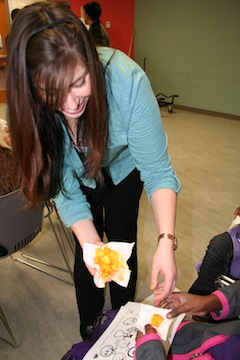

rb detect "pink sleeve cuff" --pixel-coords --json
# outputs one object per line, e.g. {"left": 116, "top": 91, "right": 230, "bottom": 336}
{"left": 134, "top": 333, "right": 162, "bottom": 360}
{"left": 136, "top": 333, "right": 162, "bottom": 349}
{"left": 210, "top": 290, "right": 230, "bottom": 320}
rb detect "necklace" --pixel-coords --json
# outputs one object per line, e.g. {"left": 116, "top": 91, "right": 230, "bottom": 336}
{"left": 59, "top": 113, "right": 87, "bottom": 162}
{"left": 68, "top": 119, "right": 79, "bottom": 145}
{"left": 69, "top": 117, "right": 88, "bottom": 161}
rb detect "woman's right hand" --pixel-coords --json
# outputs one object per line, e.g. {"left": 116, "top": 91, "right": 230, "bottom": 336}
{"left": 86, "top": 264, "right": 97, "bottom": 276}
{"left": 85, "top": 238, "right": 105, "bottom": 276}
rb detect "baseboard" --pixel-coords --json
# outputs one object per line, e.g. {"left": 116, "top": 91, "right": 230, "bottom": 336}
{"left": 174, "top": 105, "right": 240, "bottom": 121}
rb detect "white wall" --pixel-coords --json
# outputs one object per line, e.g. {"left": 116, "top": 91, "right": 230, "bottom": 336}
{"left": 134, "top": 0, "right": 240, "bottom": 116}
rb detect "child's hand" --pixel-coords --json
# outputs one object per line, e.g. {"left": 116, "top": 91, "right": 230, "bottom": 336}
{"left": 234, "top": 207, "right": 240, "bottom": 218}
{"left": 3, "top": 126, "right": 12, "bottom": 147}
{"left": 3, "top": 135, "right": 11, "bottom": 147}
{"left": 136, "top": 324, "right": 157, "bottom": 341}
{"left": 164, "top": 292, "right": 222, "bottom": 318}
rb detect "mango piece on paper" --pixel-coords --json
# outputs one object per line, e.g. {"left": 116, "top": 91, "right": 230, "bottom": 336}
{"left": 137, "top": 304, "right": 174, "bottom": 341}
{"left": 151, "top": 313, "right": 164, "bottom": 328}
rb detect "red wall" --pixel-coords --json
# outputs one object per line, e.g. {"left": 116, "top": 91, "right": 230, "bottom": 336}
{"left": 0, "top": 0, "right": 9, "bottom": 55}
{"left": 70, "top": 0, "right": 134, "bottom": 58}
{"left": 0, "top": 0, "right": 9, "bottom": 102}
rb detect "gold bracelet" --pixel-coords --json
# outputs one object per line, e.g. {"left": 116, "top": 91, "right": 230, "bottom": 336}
{"left": 158, "top": 233, "right": 178, "bottom": 251}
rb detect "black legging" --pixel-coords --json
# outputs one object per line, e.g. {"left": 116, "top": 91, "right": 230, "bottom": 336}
{"left": 74, "top": 168, "right": 143, "bottom": 326}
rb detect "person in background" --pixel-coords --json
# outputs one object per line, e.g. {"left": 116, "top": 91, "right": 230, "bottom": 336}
{"left": 83, "top": 2, "right": 110, "bottom": 46}
{"left": 135, "top": 282, "right": 240, "bottom": 360}
{"left": 189, "top": 207, "right": 240, "bottom": 296}
{"left": 6, "top": 2, "right": 180, "bottom": 340}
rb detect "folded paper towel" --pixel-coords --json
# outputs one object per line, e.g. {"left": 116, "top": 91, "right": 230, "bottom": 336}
{"left": 83, "top": 242, "right": 134, "bottom": 288}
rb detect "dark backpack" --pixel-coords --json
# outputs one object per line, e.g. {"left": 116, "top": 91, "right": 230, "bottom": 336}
{"left": 227, "top": 224, "right": 240, "bottom": 279}
{"left": 62, "top": 309, "right": 118, "bottom": 360}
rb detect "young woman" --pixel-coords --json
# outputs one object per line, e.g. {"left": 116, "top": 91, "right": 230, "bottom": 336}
{"left": 6, "top": 2, "right": 180, "bottom": 339}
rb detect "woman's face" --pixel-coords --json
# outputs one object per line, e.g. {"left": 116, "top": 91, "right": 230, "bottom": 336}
{"left": 60, "top": 64, "right": 91, "bottom": 122}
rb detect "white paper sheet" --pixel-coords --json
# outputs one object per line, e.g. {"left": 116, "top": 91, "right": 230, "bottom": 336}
{"left": 83, "top": 301, "right": 185, "bottom": 360}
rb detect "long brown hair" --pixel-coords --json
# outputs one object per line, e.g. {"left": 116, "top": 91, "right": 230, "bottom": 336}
{"left": 0, "top": 146, "right": 19, "bottom": 196}
{"left": 6, "top": 1, "right": 107, "bottom": 203}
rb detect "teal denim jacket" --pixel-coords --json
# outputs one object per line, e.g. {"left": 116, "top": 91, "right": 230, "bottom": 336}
{"left": 55, "top": 47, "right": 180, "bottom": 227}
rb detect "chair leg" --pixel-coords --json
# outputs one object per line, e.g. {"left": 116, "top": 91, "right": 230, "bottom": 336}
{"left": 12, "top": 200, "right": 75, "bottom": 286}
{"left": 0, "top": 305, "right": 17, "bottom": 348}
{"left": 45, "top": 201, "right": 75, "bottom": 280}
{"left": 12, "top": 255, "right": 73, "bottom": 285}
{"left": 51, "top": 201, "right": 75, "bottom": 255}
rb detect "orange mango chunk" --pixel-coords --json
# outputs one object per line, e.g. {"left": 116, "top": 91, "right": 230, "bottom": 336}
{"left": 95, "top": 246, "right": 124, "bottom": 280}
{"left": 150, "top": 313, "right": 164, "bottom": 328}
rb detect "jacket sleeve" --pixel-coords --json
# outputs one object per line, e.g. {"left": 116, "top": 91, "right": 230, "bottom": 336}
{"left": 99, "top": 48, "right": 181, "bottom": 199}
{"left": 134, "top": 333, "right": 166, "bottom": 360}
{"left": 126, "top": 71, "right": 181, "bottom": 200}
{"left": 54, "top": 132, "right": 94, "bottom": 228}
{"left": 210, "top": 280, "right": 240, "bottom": 320}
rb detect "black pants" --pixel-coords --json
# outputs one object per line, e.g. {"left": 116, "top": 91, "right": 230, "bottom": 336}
{"left": 74, "top": 168, "right": 143, "bottom": 325}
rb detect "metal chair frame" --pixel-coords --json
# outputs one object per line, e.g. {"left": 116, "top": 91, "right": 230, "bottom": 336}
{"left": 12, "top": 199, "right": 75, "bottom": 285}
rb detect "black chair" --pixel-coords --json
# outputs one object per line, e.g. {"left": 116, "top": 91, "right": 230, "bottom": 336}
{"left": 0, "top": 190, "right": 74, "bottom": 347}
{"left": 12, "top": 199, "right": 75, "bottom": 285}
{"left": 156, "top": 93, "right": 179, "bottom": 113}
{"left": 0, "top": 190, "right": 44, "bottom": 258}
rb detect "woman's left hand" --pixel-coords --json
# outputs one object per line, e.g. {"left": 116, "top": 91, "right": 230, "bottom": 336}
{"left": 150, "top": 240, "right": 177, "bottom": 307}
{"left": 149, "top": 188, "right": 178, "bottom": 306}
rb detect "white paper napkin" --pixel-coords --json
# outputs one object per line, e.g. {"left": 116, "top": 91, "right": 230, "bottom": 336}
{"left": 83, "top": 242, "right": 135, "bottom": 288}
{"left": 137, "top": 303, "right": 173, "bottom": 341}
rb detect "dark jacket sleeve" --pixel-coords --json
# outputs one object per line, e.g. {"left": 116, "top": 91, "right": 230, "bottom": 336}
{"left": 211, "top": 280, "right": 240, "bottom": 320}
{"left": 134, "top": 333, "right": 166, "bottom": 360}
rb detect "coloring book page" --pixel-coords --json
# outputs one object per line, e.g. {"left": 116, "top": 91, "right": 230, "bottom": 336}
{"left": 83, "top": 301, "right": 185, "bottom": 360}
